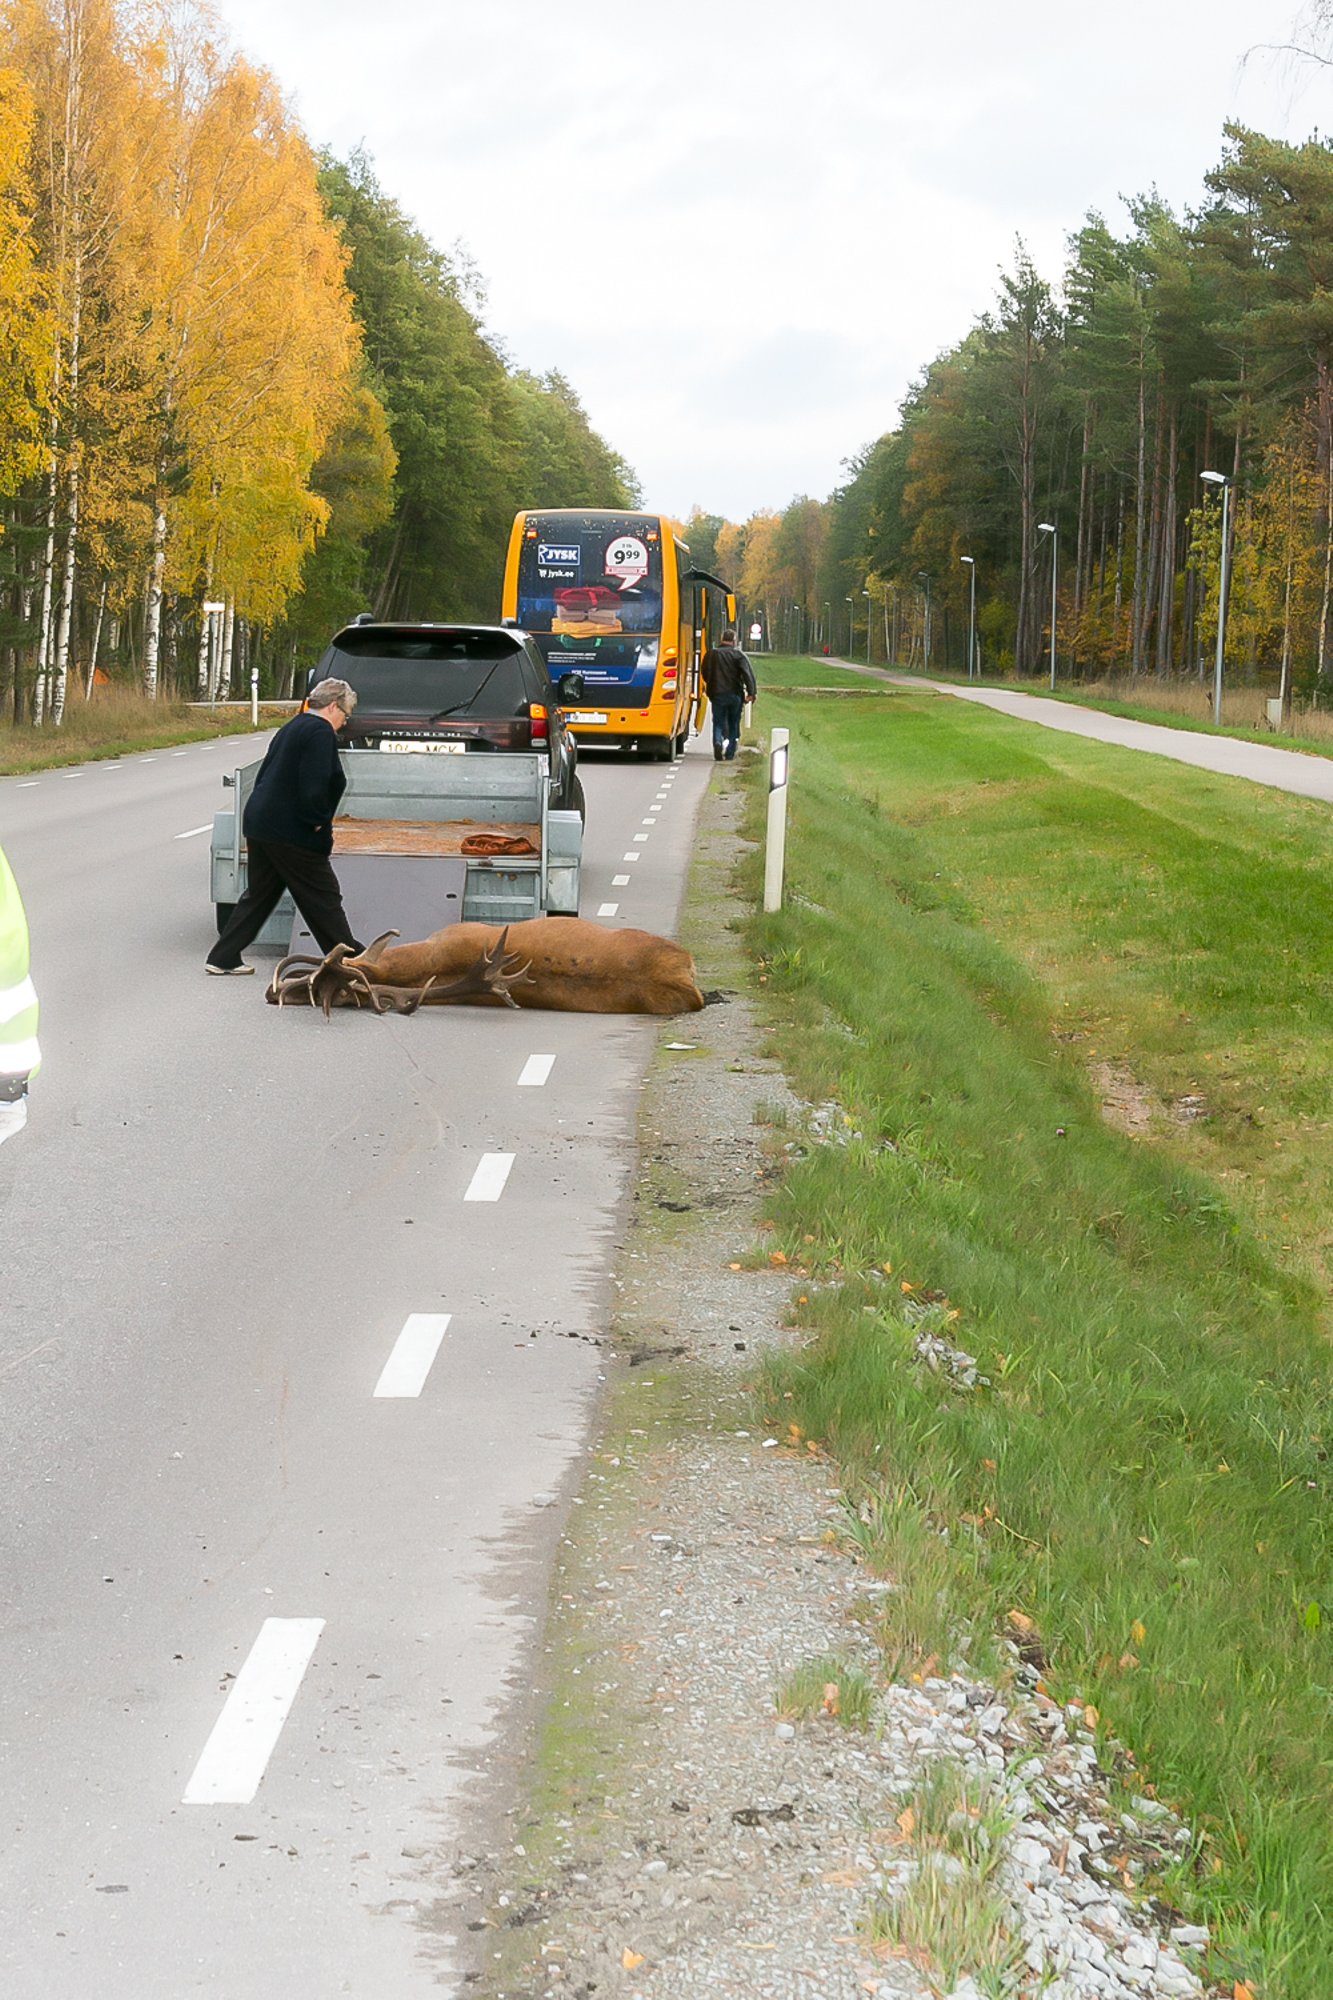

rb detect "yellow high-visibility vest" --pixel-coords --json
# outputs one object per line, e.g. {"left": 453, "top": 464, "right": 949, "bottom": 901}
{"left": 0, "top": 844, "right": 39, "bottom": 1089}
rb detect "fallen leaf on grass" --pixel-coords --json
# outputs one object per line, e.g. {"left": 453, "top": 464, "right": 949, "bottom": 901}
{"left": 897, "top": 1805, "right": 916, "bottom": 1838}
{"left": 1007, "top": 1610, "right": 1035, "bottom": 1636}
{"left": 1234, "top": 1984, "right": 1256, "bottom": 2000}
{"left": 822, "top": 1681, "right": 841, "bottom": 1717}
{"left": 769, "top": 1251, "right": 788, "bottom": 1266}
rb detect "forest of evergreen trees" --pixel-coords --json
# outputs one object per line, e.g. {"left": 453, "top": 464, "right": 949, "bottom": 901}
{"left": 0, "top": 0, "right": 635, "bottom": 724}
{"left": 707, "top": 121, "right": 1333, "bottom": 699}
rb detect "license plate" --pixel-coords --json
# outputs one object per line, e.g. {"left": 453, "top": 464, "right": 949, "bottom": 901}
{"left": 575, "top": 713, "right": 609, "bottom": 726}
{"left": 380, "top": 739, "right": 466, "bottom": 753}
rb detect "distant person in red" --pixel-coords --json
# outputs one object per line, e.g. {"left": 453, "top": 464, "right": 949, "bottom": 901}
{"left": 700, "top": 628, "right": 757, "bottom": 762}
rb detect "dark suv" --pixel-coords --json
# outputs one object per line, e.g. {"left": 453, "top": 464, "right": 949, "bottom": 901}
{"left": 307, "top": 622, "right": 584, "bottom": 817}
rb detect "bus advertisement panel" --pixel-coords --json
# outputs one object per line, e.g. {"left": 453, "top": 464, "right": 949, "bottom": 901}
{"left": 516, "top": 515, "right": 662, "bottom": 680}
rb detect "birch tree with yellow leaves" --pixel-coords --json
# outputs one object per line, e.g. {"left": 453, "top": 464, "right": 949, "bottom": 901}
{"left": 125, "top": 7, "right": 359, "bottom": 696}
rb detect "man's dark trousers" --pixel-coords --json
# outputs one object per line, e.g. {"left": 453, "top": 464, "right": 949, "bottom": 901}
{"left": 208, "top": 839, "right": 360, "bottom": 968}
{"left": 711, "top": 694, "right": 744, "bottom": 760}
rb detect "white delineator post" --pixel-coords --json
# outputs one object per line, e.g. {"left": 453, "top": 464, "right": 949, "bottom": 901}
{"left": 250, "top": 667, "right": 259, "bottom": 728}
{"left": 763, "top": 728, "right": 790, "bottom": 914}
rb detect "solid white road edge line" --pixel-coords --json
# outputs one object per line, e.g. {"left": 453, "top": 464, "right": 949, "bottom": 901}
{"left": 374, "top": 1313, "right": 451, "bottom": 1398}
{"left": 464, "top": 1152, "right": 515, "bottom": 1202}
{"left": 518, "top": 1054, "right": 555, "bottom": 1087}
{"left": 181, "top": 1617, "right": 325, "bottom": 1805}
{"left": 598, "top": 902, "right": 619, "bottom": 917}
{"left": 174, "top": 824, "right": 212, "bottom": 840}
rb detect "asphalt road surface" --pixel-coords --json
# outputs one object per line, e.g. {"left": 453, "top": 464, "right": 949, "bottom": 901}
{"left": 0, "top": 732, "right": 711, "bottom": 1998}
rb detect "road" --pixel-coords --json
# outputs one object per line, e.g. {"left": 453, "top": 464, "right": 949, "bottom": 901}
{"left": 853, "top": 664, "right": 1333, "bottom": 803}
{"left": 0, "top": 734, "right": 709, "bottom": 1997}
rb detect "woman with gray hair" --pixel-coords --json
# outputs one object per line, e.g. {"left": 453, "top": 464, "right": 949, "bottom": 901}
{"left": 206, "top": 679, "right": 362, "bottom": 975}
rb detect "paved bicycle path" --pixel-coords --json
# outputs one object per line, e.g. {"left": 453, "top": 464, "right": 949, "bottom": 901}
{"left": 834, "top": 663, "right": 1333, "bottom": 805}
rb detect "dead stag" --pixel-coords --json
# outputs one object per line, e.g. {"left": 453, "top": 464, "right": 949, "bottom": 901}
{"left": 267, "top": 929, "right": 530, "bottom": 1019}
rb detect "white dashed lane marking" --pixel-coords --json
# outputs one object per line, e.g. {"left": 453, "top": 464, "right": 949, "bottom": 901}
{"left": 612, "top": 874, "right": 630, "bottom": 886}
{"left": 63, "top": 773, "right": 84, "bottom": 780}
{"left": 622, "top": 852, "right": 640, "bottom": 863}
{"left": 598, "top": 902, "right": 619, "bottom": 918}
{"left": 633, "top": 833, "right": 649, "bottom": 843}
{"left": 174, "top": 824, "right": 212, "bottom": 840}
{"left": 17, "top": 781, "right": 38, "bottom": 788}
{"left": 182, "top": 1618, "right": 324, "bottom": 1806}
{"left": 374, "top": 1313, "right": 451, "bottom": 1398}
{"left": 464, "top": 1152, "right": 515, "bottom": 1202}
{"left": 641, "top": 816, "right": 657, "bottom": 824}
{"left": 518, "top": 1054, "right": 555, "bottom": 1087}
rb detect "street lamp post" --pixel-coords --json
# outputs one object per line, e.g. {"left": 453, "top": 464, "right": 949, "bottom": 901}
{"left": 1201, "top": 471, "right": 1232, "bottom": 726}
{"left": 823, "top": 601, "right": 830, "bottom": 653}
{"left": 862, "top": 588, "right": 871, "bottom": 663}
{"left": 960, "top": 556, "right": 976, "bottom": 681}
{"left": 846, "top": 594, "right": 854, "bottom": 656}
{"left": 1037, "top": 523, "right": 1057, "bottom": 690}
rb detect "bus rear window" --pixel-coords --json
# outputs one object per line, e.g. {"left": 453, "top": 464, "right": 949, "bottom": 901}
{"left": 517, "top": 518, "right": 663, "bottom": 637}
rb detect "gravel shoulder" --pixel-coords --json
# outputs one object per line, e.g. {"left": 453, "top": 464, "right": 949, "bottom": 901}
{"left": 454, "top": 760, "right": 1221, "bottom": 2000}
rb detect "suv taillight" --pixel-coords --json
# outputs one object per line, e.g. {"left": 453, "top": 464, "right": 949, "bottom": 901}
{"left": 529, "top": 702, "right": 549, "bottom": 744}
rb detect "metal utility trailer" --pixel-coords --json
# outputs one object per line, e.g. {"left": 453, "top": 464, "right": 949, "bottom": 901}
{"left": 210, "top": 748, "right": 582, "bottom": 951}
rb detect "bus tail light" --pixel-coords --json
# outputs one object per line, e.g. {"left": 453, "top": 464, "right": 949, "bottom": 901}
{"left": 528, "top": 702, "right": 549, "bottom": 744}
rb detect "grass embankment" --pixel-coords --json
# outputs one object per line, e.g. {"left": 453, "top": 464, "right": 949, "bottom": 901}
{"left": 744, "top": 665, "right": 1333, "bottom": 1996}
{"left": 0, "top": 690, "right": 287, "bottom": 775}
{"left": 885, "top": 655, "right": 1333, "bottom": 758}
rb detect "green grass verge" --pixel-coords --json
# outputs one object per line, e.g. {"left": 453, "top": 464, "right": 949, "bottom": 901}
{"left": 740, "top": 684, "right": 1333, "bottom": 1996}
{"left": 0, "top": 692, "right": 286, "bottom": 774}
{"left": 790, "top": 647, "right": 1333, "bottom": 761}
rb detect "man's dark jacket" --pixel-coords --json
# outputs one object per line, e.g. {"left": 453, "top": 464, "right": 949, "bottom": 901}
{"left": 243, "top": 712, "right": 347, "bottom": 855}
{"left": 701, "top": 645, "right": 756, "bottom": 703}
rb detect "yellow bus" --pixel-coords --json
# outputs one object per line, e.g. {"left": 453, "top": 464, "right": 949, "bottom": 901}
{"left": 501, "top": 508, "right": 733, "bottom": 761}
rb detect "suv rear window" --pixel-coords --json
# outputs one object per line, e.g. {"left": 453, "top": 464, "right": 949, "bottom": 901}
{"left": 326, "top": 630, "right": 531, "bottom": 717}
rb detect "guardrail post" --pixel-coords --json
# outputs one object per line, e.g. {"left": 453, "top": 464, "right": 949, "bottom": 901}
{"left": 763, "top": 727, "right": 790, "bottom": 914}
{"left": 250, "top": 669, "right": 259, "bottom": 729}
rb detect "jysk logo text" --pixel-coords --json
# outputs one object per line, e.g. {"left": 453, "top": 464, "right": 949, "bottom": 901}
{"left": 538, "top": 544, "right": 580, "bottom": 565}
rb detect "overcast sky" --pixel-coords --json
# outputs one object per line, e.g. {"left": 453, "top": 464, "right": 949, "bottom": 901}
{"left": 216, "top": 0, "right": 1324, "bottom": 522}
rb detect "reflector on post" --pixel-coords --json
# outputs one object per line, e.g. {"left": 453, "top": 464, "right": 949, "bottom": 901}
{"left": 764, "top": 728, "right": 790, "bottom": 914}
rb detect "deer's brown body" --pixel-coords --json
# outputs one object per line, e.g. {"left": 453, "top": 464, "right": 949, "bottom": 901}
{"left": 348, "top": 917, "right": 704, "bottom": 1015}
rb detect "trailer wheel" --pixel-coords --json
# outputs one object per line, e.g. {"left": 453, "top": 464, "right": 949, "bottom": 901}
{"left": 215, "top": 903, "right": 235, "bottom": 934}
{"left": 571, "top": 777, "right": 586, "bottom": 823}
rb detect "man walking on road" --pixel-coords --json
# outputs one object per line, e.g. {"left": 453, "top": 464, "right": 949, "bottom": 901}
{"left": 206, "top": 678, "right": 363, "bottom": 976}
{"left": 0, "top": 843, "right": 39, "bottom": 1146}
{"left": 700, "top": 627, "right": 757, "bottom": 762}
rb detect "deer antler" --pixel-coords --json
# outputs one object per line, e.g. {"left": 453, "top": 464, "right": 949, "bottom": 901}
{"left": 414, "top": 927, "right": 532, "bottom": 1009}
{"left": 266, "top": 930, "right": 530, "bottom": 1017}
{"left": 267, "top": 942, "right": 375, "bottom": 1018}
